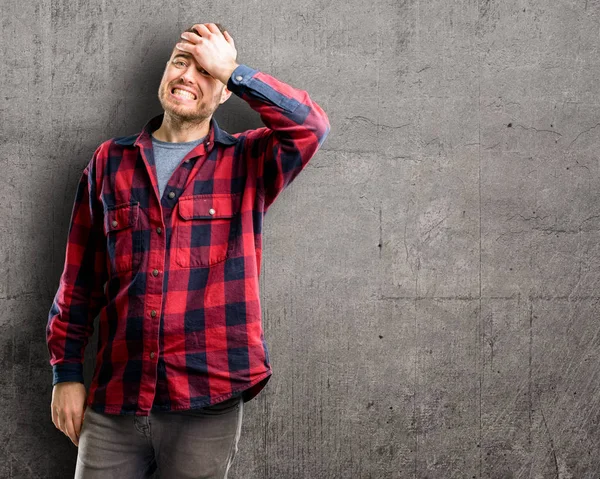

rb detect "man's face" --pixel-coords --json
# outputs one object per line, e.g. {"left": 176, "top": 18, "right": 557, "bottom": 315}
{"left": 157, "top": 47, "right": 230, "bottom": 122}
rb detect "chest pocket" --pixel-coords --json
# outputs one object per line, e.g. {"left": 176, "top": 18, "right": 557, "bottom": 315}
{"left": 173, "top": 193, "right": 242, "bottom": 268}
{"left": 103, "top": 201, "right": 141, "bottom": 275}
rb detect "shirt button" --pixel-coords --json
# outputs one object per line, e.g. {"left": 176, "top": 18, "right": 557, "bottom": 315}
{"left": 152, "top": 269, "right": 159, "bottom": 276}
{"left": 184, "top": 159, "right": 190, "bottom": 163}
{"left": 156, "top": 227, "right": 162, "bottom": 234}
{"left": 208, "top": 208, "right": 215, "bottom": 215}
{"left": 151, "top": 310, "right": 157, "bottom": 317}
{"left": 150, "top": 352, "right": 155, "bottom": 359}
{"left": 111, "top": 220, "right": 118, "bottom": 227}
{"left": 235, "top": 75, "right": 243, "bottom": 81}
{"left": 168, "top": 191, "right": 175, "bottom": 199}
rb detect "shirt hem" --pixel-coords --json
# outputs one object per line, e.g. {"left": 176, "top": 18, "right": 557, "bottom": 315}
{"left": 87, "top": 369, "right": 273, "bottom": 416}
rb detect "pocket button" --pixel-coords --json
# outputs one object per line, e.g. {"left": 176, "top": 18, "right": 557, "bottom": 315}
{"left": 104, "top": 202, "right": 141, "bottom": 274}
{"left": 174, "top": 193, "right": 242, "bottom": 268}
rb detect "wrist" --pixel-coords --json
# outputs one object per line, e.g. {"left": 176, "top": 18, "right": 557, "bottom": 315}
{"left": 217, "top": 62, "right": 240, "bottom": 85}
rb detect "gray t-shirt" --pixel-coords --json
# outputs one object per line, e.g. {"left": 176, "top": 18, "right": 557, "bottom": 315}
{"left": 151, "top": 134, "right": 206, "bottom": 199}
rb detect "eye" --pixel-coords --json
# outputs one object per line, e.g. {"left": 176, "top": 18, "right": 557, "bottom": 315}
{"left": 198, "top": 67, "right": 210, "bottom": 76}
{"left": 174, "top": 60, "right": 186, "bottom": 67}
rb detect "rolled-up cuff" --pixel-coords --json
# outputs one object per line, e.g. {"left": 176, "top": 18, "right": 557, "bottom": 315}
{"left": 52, "top": 363, "right": 84, "bottom": 386}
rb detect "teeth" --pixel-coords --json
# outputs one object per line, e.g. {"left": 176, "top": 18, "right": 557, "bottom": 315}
{"left": 173, "top": 88, "right": 195, "bottom": 100}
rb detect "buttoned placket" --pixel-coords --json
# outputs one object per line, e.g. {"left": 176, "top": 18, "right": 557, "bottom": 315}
{"left": 133, "top": 135, "right": 212, "bottom": 411}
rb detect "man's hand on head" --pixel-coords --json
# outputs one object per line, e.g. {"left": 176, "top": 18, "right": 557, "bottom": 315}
{"left": 175, "top": 23, "right": 239, "bottom": 85}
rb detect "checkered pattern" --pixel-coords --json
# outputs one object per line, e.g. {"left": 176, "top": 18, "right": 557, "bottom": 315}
{"left": 46, "top": 64, "right": 330, "bottom": 416}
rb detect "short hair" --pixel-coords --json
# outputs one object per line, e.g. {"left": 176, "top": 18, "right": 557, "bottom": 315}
{"left": 183, "top": 23, "right": 228, "bottom": 38}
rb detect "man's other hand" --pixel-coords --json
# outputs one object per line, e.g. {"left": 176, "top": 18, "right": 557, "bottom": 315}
{"left": 51, "top": 381, "right": 87, "bottom": 447}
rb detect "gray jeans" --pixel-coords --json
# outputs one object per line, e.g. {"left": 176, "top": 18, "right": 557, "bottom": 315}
{"left": 74, "top": 396, "right": 244, "bottom": 479}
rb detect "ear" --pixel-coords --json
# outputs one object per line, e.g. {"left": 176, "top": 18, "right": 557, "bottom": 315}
{"left": 219, "top": 86, "right": 233, "bottom": 105}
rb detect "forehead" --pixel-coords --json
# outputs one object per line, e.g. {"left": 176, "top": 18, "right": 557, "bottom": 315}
{"left": 170, "top": 50, "right": 194, "bottom": 61}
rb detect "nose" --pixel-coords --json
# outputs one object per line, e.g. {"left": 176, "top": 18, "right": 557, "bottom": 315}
{"left": 177, "top": 65, "right": 196, "bottom": 85}
{"left": 179, "top": 71, "right": 194, "bottom": 83}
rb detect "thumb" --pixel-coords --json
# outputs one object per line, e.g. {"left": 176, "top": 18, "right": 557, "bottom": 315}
{"left": 79, "top": 406, "right": 87, "bottom": 435}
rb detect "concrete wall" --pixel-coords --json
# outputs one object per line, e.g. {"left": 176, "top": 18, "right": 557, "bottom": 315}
{"left": 2, "top": 0, "right": 600, "bottom": 477}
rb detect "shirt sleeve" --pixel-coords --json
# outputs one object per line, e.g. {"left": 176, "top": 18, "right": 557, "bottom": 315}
{"left": 226, "top": 64, "right": 331, "bottom": 213}
{"left": 46, "top": 150, "right": 108, "bottom": 386}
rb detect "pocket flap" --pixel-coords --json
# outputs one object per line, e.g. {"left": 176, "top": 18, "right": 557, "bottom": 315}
{"left": 178, "top": 193, "right": 241, "bottom": 220}
{"left": 104, "top": 202, "right": 139, "bottom": 234}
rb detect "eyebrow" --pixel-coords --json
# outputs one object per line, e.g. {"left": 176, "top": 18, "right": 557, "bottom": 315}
{"left": 171, "top": 53, "right": 210, "bottom": 74}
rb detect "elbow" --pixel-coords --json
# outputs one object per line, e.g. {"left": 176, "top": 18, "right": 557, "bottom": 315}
{"left": 312, "top": 105, "right": 330, "bottom": 147}
{"left": 317, "top": 118, "right": 330, "bottom": 147}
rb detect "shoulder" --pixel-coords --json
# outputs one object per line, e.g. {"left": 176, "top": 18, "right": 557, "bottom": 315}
{"left": 84, "top": 136, "right": 131, "bottom": 175}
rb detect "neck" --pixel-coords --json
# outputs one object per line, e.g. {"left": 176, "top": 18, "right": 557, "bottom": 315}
{"left": 152, "top": 111, "right": 211, "bottom": 142}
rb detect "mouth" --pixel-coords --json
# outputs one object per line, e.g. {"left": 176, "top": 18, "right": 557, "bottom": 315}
{"left": 170, "top": 87, "right": 197, "bottom": 101}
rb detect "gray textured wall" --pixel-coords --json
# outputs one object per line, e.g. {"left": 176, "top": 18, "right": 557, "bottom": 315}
{"left": 2, "top": 0, "right": 600, "bottom": 477}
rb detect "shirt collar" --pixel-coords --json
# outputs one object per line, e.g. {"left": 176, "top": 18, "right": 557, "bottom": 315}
{"left": 114, "top": 112, "right": 239, "bottom": 147}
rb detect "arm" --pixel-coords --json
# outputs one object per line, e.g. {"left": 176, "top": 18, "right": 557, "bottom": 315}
{"left": 174, "top": 23, "right": 330, "bottom": 212}
{"left": 226, "top": 64, "right": 331, "bottom": 212}
{"left": 46, "top": 149, "right": 108, "bottom": 386}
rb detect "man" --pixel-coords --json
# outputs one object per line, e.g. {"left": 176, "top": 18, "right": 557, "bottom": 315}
{"left": 46, "top": 22, "right": 330, "bottom": 478}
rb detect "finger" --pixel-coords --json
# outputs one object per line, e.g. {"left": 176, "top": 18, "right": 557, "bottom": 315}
{"left": 72, "top": 413, "right": 83, "bottom": 446}
{"left": 65, "top": 416, "right": 78, "bottom": 447}
{"left": 179, "top": 35, "right": 199, "bottom": 48}
{"left": 73, "top": 410, "right": 83, "bottom": 439}
{"left": 223, "top": 31, "right": 235, "bottom": 47}
{"left": 56, "top": 411, "right": 63, "bottom": 432}
{"left": 181, "top": 28, "right": 204, "bottom": 44}
{"left": 205, "top": 23, "right": 221, "bottom": 34}
{"left": 192, "top": 23, "right": 211, "bottom": 37}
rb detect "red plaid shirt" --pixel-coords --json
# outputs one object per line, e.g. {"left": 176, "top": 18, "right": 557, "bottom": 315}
{"left": 46, "top": 64, "right": 330, "bottom": 416}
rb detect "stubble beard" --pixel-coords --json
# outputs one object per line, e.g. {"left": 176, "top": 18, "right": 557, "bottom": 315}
{"left": 158, "top": 82, "right": 219, "bottom": 125}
